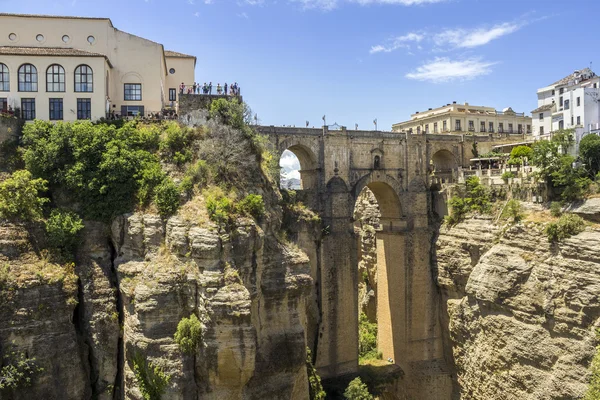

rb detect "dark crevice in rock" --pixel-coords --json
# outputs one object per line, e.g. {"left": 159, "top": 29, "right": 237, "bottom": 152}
{"left": 108, "top": 239, "right": 124, "bottom": 400}
{"left": 73, "top": 277, "right": 95, "bottom": 399}
{"left": 312, "top": 237, "right": 322, "bottom": 364}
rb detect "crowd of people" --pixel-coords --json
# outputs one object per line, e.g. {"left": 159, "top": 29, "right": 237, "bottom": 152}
{"left": 180, "top": 82, "right": 241, "bottom": 96}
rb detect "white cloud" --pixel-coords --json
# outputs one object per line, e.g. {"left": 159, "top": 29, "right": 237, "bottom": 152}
{"left": 296, "top": 0, "right": 443, "bottom": 11}
{"left": 370, "top": 32, "right": 424, "bottom": 54}
{"left": 280, "top": 150, "right": 301, "bottom": 171}
{"left": 433, "top": 22, "right": 521, "bottom": 48}
{"left": 405, "top": 57, "right": 497, "bottom": 83}
{"left": 194, "top": 11, "right": 200, "bottom": 16}
{"left": 237, "top": 11, "right": 250, "bottom": 18}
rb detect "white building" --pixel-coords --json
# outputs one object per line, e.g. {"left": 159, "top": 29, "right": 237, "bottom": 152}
{"left": 392, "top": 101, "right": 531, "bottom": 136}
{"left": 0, "top": 13, "right": 196, "bottom": 121}
{"left": 532, "top": 68, "right": 600, "bottom": 141}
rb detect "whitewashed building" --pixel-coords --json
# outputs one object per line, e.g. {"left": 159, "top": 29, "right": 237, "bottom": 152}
{"left": 531, "top": 68, "right": 600, "bottom": 142}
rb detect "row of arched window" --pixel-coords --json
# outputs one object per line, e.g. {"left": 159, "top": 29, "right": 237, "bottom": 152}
{"left": 0, "top": 63, "right": 93, "bottom": 93}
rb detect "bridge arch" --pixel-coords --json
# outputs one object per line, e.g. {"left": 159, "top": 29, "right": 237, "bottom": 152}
{"left": 352, "top": 173, "right": 405, "bottom": 368}
{"left": 431, "top": 149, "right": 458, "bottom": 184}
{"left": 278, "top": 140, "right": 319, "bottom": 190}
{"left": 353, "top": 172, "right": 403, "bottom": 221}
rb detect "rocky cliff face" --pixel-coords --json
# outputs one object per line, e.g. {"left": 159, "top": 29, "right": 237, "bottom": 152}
{"left": 436, "top": 213, "right": 600, "bottom": 400}
{"left": 0, "top": 208, "right": 313, "bottom": 400}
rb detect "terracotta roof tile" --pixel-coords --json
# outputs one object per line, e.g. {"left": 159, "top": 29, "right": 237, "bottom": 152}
{"left": 531, "top": 104, "right": 554, "bottom": 113}
{"left": 0, "top": 46, "right": 112, "bottom": 67}
{"left": 164, "top": 50, "right": 196, "bottom": 59}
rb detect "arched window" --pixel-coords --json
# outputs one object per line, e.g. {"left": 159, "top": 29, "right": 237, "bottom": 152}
{"left": 18, "top": 64, "right": 37, "bottom": 92}
{"left": 46, "top": 64, "right": 65, "bottom": 92}
{"left": 374, "top": 155, "right": 381, "bottom": 170}
{"left": 0, "top": 63, "right": 9, "bottom": 92}
{"left": 74, "top": 65, "right": 93, "bottom": 92}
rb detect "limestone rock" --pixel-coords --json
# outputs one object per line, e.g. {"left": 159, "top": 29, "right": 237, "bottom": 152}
{"left": 437, "top": 217, "right": 600, "bottom": 400}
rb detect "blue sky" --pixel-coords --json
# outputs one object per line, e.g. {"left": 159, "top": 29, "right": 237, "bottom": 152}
{"left": 2, "top": 0, "right": 600, "bottom": 130}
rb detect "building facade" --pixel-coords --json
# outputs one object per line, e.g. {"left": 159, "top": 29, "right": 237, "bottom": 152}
{"left": 392, "top": 102, "right": 532, "bottom": 136}
{"left": 0, "top": 13, "right": 196, "bottom": 121}
{"left": 531, "top": 68, "right": 600, "bottom": 140}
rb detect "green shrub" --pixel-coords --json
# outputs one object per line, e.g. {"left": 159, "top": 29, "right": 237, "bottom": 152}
{"left": 45, "top": 209, "right": 84, "bottom": 255}
{"left": 508, "top": 145, "right": 532, "bottom": 165}
{"left": 501, "top": 171, "right": 515, "bottom": 182}
{"left": 0, "top": 350, "right": 43, "bottom": 390}
{"left": 154, "top": 179, "right": 180, "bottom": 217}
{"left": 465, "top": 176, "right": 491, "bottom": 213}
{"left": 237, "top": 194, "right": 265, "bottom": 220}
{"left": 358, "top": 313, "right": 380, "bottom": 362}
{"left": 174, "top": 314, "right": 202, "bottom": 354}
{"left": 501, "top": 199, "right": 523, "bottom": 223}
{"left": 545, "top": 213, "right": 585, "bottom": 242}
{"left": 159, "top": 122, "right": 195, "bottom": 166}
{"left": 180, "top": 160, "right": 210, "bottom": 196}
{"left": 0, "top": 170, "right": 48, "bottom": 221}
{"left": 137, "top": 161, "right": 167, "bottom": 206}
{"left": 306, "top": 348, "right": 326, "bottom": 400}
{"left": 584, "top": 331, "right": 600, "bottom": 400}
{"left": 208, "top": 98, "right": 249, "bottom": 131}
{"left": 444, "top": 196, "right": 468, "bottom": 226}
{"left": 132, "top": 352, "right": 170, "bottom": 400}
{"left": 21, "top": 120, "right": 163, "bottom": 221}
{"left": 550, "top": 202, "right": 563, "bottom": 218}
{"left": 344, "top": 377, "right": 373, "bottom": 400}
{"left": 205, "top": 188, "right": 234, "bottom": 225}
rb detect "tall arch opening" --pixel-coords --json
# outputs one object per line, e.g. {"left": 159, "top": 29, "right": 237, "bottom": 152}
{"left": 353, "top": 179, "right": 403, "bottom": 367}
{"left": 279, "top": 144, "right": 318, "bottom": 190}
{"left": 431, "top": 149, "right": 458, "bottom": 184}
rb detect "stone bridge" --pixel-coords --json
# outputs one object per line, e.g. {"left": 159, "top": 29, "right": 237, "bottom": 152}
{"left": 256, "top": 125, "right": 522, "bottom": 399}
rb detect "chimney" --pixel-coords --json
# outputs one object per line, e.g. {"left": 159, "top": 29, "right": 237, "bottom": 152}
{"left": 453, "top": 101, "right": 457, "bottom": 104}
{"left": 465, "top": 102, "right": 469, "bottom": 106}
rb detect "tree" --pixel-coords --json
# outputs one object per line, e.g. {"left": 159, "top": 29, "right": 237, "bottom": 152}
{"left": 0, "top": 170, "right": 48, "bottom": 221}
{"left": 344, "top": 377, "right": 373, "bottom": 400}
{"left": 508, "top": 145, "right": 532, "bottom": 165}
{"left": 579, "top": 134, "right": 600, "bottom": 176}
{"left": 174, "top": 314, "right": 202, "bottom": 354}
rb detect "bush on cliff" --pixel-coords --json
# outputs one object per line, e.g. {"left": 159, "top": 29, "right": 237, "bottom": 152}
{"left": 545, "top": 213, "right": 585, "bottom": 242}
{"left": 344, "top": 377, "right": 373, "bottom": 400}
{"left": 45, "top": 209, "right": 84, "bottom": 256}
{"left": 132, "top": 352, "right": 171, "bottom": 400}
{"left": 501, "top": 199, "right": 523, "bottom": 223}
{"left": 0, "top": 170, "right": 48, "bottom": 221}
{"left": 585, "top": 332, "right": 600, "bottom": 400}
{"left": 21, "top": 121, "right": 163, "bottom": 221}
{"left": 237, "top": 194, "right": 265, "bottom": 220}
{"left": 358, "top": 313, "right": 380, "bottom": 363}
{"left": 0, "top": 350, "right": 43, "bottom": 390}
{"left": 306, "top": 348, "right": 326, "bottom": 400}
{"left": 174, "top": 314, "right": 202, "bottom": 355}
{"left": 153, "top": 178, "right": 181, "bottom": 217}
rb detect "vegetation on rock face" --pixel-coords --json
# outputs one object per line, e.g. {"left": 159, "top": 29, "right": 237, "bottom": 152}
{"left": 21, "top": 120, "right": 164, "bottom": 220}
{"left": 236, "top": 194, "right": 265, "bottom": 220}
{"left": 132, "top": 352, "right": 171, "bottom": 400}
{"left": 174, "top": 314, "right": 202, "bottom": 354}
{"left": 306, "top": 348, "right": 326, "bottom": 400}
{"left": 153, "top": 178, "right": 181, "bottom": 217}
{"left": 0, "top": 350, "right": 43, "bottom": 390}
{"left": 0, "top": 170, "right": 48, "bottom": 221}
{"left": 545, "top": 213, "right": 585, "bottom": 242}
{"left": 444, "top": 177, "right": 490, "bottom": 226}
{"left": 501, "top": 199, "right": 523, "bottom": 223}
{"left": 358, "top": 312, "right": 380, "bottom": 363}
{"left": 344, "top": 377, "right": 374, "bottom": 400}
{"left": 530, "top": 130, "right": 592, "bottom": 201}
{"left": 580, "top": 134, "right": 600, "bottom": 177}
{"left": 550, "top": 201, "right": 563, "bottom": 218}
{"left": 45, "top": 209, "right": 84, "bottom": 256}
{"left": 584, "top": 332, "right": 600, "bottom": 400}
